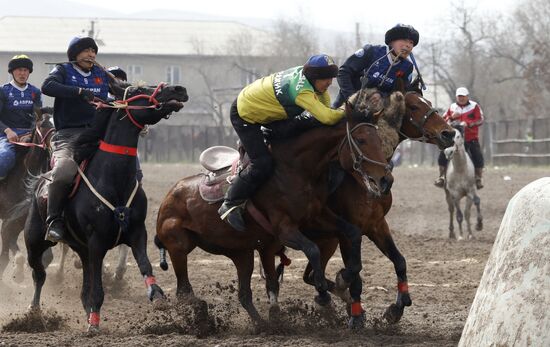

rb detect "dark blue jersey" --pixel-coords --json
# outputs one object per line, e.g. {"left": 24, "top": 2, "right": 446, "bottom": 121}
{"left": 41, "top": 63, "right": 108, "bottom": 130}
{"left": 334, "top": 44, "right": 414, "bottom": 107}
{"left": 0, "top": 82, "right": 42, "bottom": 132}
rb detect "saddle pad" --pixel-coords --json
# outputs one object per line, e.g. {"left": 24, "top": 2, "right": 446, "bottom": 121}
{"left": 199, "top": 146, "right": 239, "bottom": 172}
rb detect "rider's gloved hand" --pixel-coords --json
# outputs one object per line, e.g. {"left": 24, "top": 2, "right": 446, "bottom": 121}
{"left": 79, "top": 89, "right": 95, "bottom": 103}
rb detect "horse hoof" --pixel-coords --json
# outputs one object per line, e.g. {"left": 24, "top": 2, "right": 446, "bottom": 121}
{"left": 383, "top": 303, "right": 404, "bottom": 324}
{"left": 348, "top": 312, "right": 366, "bottom": 330}
{"left": 314, "top": 292, "right": 332, "bottom": 307}
{"left": 476, "top": 222, "right": 483, "bottom": 231}
{"left": 148, "top": 283, "right": 166, "bottom": 302}
{"left": 335, "top": 269, "right": 350, "bottom": 291}
{"left": 86, "top": 324, "right": 100, "bottom": 335}
{"left": 27, "top": 305, "right": 41, "bottom": 314}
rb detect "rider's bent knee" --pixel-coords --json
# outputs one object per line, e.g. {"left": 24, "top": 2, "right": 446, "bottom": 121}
{"left": 51, "top": 158, "right": 78, "bottom": 185}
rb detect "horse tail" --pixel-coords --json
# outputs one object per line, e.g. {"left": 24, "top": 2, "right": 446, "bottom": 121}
{"left": 154, "top": 235, "right": 169, "bottom": 271}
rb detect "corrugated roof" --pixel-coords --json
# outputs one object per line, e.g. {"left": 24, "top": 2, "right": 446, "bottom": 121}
{"left": 0, "top": 16, "right": 269, "bottom": 56}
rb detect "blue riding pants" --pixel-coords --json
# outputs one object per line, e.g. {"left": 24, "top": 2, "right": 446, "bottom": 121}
{"left": 0, "top": 129, "right": 31, "bottom": 178}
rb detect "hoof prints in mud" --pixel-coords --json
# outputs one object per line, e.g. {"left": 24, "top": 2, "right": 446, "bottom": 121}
{"left": 2, "top": 310, "right": 67, "bottom": 333}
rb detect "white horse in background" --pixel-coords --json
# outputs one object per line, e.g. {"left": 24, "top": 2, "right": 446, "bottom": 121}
{"left": 444, "top": 123, "right": 483, "bottom": 239}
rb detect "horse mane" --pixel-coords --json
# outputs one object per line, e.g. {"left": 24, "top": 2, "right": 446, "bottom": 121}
{"left": 348, "top": 88, "right": 406, "bottom": 159}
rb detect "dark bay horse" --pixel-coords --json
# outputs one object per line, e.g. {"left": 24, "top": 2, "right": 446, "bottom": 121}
{"left": 299, "top": 88, "right": 456, "bottom": 327}
{"left": 24, "top": 82, "right": 188, "bottom": 332}
{"left": 156, "top": 108, "right": 393, "bottom": 327}
{"left": 0, "top": 113, "right": 54, "bottom": 283}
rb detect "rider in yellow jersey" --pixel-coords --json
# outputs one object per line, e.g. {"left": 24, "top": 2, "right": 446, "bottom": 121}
{"left": 218, "top": 54, "right": 343, "bottom": 231}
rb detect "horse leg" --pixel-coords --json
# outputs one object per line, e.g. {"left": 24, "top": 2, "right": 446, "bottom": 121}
{"left": 474, "top": 194, "right": 483, "bottom": 231}
{"left": 303, "top": 238, "right": 343, "bottom": 301}
{"left": 366, "top": 219, "right": 412, "bottom": 324}
{"left": 464, "top": 196, "right": 474, "bottom": 239}
{"left": 445, "top": 191, "right": 456, "bottom": 239}
{"left": 454, "top": 200, "right": 464, "bottom": 240}
{"left": 0, "top": 216, "right": 25, "bottom": 282}
{"left": 279, "top": 223, "right": 330, "bottom": 306}
{"left": 114, "top": 244, "right": 129, "bottom": 281}
{"left": 129, "top": 224, "right": 165, "bottom": 302}
{"left": 258, "top": 246, "right": 282, "bottom": 322}
{"left": 337, "top": 238, "right": 366, "bottom": 329}
{"left": 55, "top": 243, "right": 70, "bottom": 281}
{"left": 24, "top": 202, "right": 51, "bottom": 311}
{"left": 84, "top": 243, "right": 106, "bottom": 333}
{"left": 231, "top": 250, "right": 266, "bottom": 329}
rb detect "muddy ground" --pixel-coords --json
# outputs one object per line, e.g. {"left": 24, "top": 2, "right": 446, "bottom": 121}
{"left": 0, "top": 164, "right": 546, "bottom": 346}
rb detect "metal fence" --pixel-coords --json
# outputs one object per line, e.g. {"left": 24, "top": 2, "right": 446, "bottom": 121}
{"left": 138, "top": 118, "right": 550, "bottom": 166}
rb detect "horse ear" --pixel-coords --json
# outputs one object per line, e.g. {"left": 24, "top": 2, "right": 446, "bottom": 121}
{"left": 394, "top": 77, "right": 406, "bottom": 94}
{"left": 408, "top": 76, "right": 423, "bottom": 95}
{"left": 109, "top": 80, "right": 129, "bottom": 99}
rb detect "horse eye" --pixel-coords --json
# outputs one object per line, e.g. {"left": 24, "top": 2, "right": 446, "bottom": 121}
{"left": 356, "top": 138, "right": 366, "bottom": 145}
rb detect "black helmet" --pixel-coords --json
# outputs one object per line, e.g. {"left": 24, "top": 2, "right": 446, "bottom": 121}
{"left": 8, "top": 54, "right": 33, "bottom": 73}
{"left": 107, "top": 66, "right": 127, "bottom": 81}
{"left": 67, "top": 36, "right": 99, "bottom": 62}
{"left": 385, "top": 24, "right": 420, "bottom": 46}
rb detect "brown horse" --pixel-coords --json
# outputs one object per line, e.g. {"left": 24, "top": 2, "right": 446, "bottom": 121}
{"left": 156, "top": 108, "right": 393, "bottom": 328}
{"left": 299, "top": 89, "right": 456, "bottom": 327}
{"left": 0, "top": 112, "right": 54, "bottom": 283}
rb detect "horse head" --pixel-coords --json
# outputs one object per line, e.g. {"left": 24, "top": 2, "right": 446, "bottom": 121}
{"left": 24, "top": 109, "right": 55, "bottom": 173}
{"left": 109, "top": 80, "right": 189, "bottom": 127}
{"left": 400, "top": 92, "right": 455, "bottom": 149}
{"left": 338, "top": 103, "right": 394, "bottom": 196}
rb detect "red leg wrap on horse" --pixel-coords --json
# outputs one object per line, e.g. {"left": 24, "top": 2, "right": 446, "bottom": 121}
{"left": 145, "top": 276, "right": 157, "bottom": 287}
{"left": 351, "top": 301, "right": 364, "bottom": 316}
{"left": 398, "top": 281, "right": 409, "bottom": 293}
{"left": 88, "top": 312, "right": 100, "bottom": 326}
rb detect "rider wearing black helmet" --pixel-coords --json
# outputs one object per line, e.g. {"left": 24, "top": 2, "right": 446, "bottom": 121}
{"left": 0, "top": 54, "right": 42, "bottom": 180}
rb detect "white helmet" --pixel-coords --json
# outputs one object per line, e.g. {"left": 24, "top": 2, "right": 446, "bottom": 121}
{"left": 456, "top": 87, "right": 469, "bottom": 96}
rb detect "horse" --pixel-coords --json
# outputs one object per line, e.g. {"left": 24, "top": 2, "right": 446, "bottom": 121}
{"left": 297, "top": 85, "right": 456, "bottom": 327}
{"left": 443, "top": 123, "right": 483, "bottom": 240}
{"left": 24, "top": 81, "right": 188, "bottom": 333}
{"left": 155, "top": 107, "right": 393, "bottom": 329}
{"left": 0, "top": 112, "right": 55, "bottom": 284}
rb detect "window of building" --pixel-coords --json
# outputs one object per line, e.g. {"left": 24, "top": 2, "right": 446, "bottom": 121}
{"left": 127, "top": 65, "right": 142, "bottom": 82}
{"left": 166, "top": 66, "right": 181, "bottom": 85}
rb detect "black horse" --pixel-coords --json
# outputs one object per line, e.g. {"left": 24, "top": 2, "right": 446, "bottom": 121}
{"left": 0, "top": 113, "right": 54, "bottom": 283}
{"left": 24, "top": 82, "right": 188, "bottom": 332}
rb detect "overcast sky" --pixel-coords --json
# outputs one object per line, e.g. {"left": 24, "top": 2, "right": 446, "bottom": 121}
{"left": 66, "top": 0, "right": 518, "bottom": 36}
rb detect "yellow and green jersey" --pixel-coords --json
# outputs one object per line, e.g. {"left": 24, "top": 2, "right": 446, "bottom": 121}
{"left": 237, "top": 66, "right": 344, "bottom": 125}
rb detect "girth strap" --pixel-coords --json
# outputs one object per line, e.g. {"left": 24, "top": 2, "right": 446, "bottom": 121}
{"left": 76, "top": 165, "right": 139, "bottom": 247}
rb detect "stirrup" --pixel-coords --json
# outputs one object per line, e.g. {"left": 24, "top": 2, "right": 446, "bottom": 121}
{"left": 218, "top": 203, "right": 246, "bottom": 232}
{"left": 45, "top": 219, "right": 66, "bottom": 243}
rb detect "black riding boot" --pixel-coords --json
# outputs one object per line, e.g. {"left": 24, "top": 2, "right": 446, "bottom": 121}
{"left": 218, "top": 175, "right": 257, "bottom": 232}
{"left": 45, "top": 182, "right": 71, "bottom": 243}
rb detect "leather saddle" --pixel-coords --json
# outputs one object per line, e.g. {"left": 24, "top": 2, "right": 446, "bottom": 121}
{"left": 198, "top": 146, "right": 242, "bottom": 203}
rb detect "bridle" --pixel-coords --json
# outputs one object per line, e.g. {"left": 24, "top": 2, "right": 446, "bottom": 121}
{"left": 9, "top": 123, "right": 55, "bottom": 150}
{"left": 338, "top": 122, "right": 392, "bottom": 176}
{"left": 93, "top": 82, "right": 168, "bottom": 130}
{"left": 398, "top": 92, "right": 440, "bottom": 142}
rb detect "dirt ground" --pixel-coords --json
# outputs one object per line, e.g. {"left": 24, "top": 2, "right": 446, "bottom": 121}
{"left": 0, "top": 164, "right": 547, "bottom": 346}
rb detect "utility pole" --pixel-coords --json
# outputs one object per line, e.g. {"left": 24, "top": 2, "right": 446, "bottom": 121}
{"left": 355, "top": 22, "right": 361, "bottom": 48}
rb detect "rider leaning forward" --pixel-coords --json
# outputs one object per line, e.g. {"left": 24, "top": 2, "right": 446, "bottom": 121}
{"left": 42, "top": 36, "right": 109, "bottom": 243}
{"left": 218, "top": 54, "right": 345, "bottom": 232}
{"left": 0, "top": 55, "right": 42, "bottom": 180}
